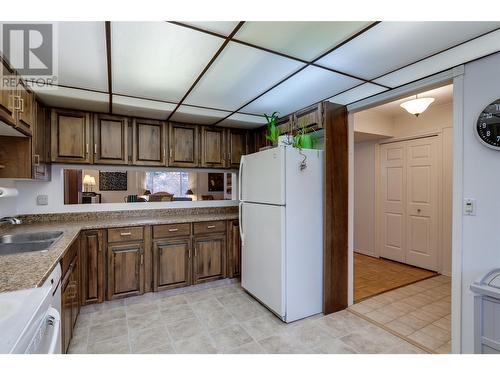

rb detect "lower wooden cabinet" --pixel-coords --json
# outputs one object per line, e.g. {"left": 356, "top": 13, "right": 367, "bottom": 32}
{"left": 61, "top": 240, "right": 80, "bottom": 354}
{"left": 80, "top": 230, "right": 104, "bottom": 305}
{"left": 153, "top": 238, "right": 191, "bottom": 291}
{"left": 227, "top": 220, "right": 241, "bottom": 278}
{"left": 107, "top": 242, "right": 144, "bottom": 300}
{"left": 193, "top": 234, "right": 226, "bottom": 284}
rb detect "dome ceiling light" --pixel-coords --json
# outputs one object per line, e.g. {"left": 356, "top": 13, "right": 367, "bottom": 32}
{"left": 400, "top": 95, "right": 435, "bottom": 117}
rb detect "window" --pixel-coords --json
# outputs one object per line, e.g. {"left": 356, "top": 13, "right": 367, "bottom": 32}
{"left": 145, "top": 171, "right": 189, "bottom": 197}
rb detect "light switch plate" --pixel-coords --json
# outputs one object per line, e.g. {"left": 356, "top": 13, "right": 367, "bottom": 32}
{"left": 464, "top": 198, "right": 476, "bottom": 216}
{"left": 37, "top": 195, "right": 48, "bottom": 206}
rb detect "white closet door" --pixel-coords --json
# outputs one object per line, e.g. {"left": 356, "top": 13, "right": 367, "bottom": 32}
{"left": 380, "top": 142, "right": 407, "bottom": 263}
{"left": 405, "top": 137, "right": 439, "bottom": 271}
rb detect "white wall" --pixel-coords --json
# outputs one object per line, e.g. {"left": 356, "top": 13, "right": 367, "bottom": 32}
{"left": 459, "top": 52, "right": 500, "bottom": 353}
{"left": 353, "top": 141, "right": 376, "bottom": 256}
{"left": 0, "top": 179, "right": 18, "bottom": 217}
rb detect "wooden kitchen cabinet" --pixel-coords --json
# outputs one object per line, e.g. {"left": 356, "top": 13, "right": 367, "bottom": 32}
{"left": 193, "top": 234, "right": 226, "bottom": 284}
{"left": 93, "top": 114, "right": 128, "bottom": 165}
{"left": 51, "top": 108, "right": 92, "bottom": 164}
{"left": 80, "top": 230, "right": 104, "bottom": 305}
{"left": 132, "top": 118, "right": 166, "bottom": 166}
{"left": 0, "top": 62, "right": 17, "bottom": 127}
{"left": 32, "top": 101, "right": 51, "bottom": 181}
{"left": 15, "top": 80, "right": 35, "bottom": 136}
{"left": 168, "top": 122, "right": 199, "bottom": 167}
{"left": 294, "top": 103, "right": 323, "bottom": 130}
{"left": 107, "top": 242, "right": 144, "bottom": 300}
{"left": 227, "top": 220, "right": 241, "bottom": 278}
{"left": 61, "top": 240, "right": 80, "bottom": 354}
{"left": 153, "top": 238, "right": 192, "bottom": 291}
{"left": 226, "top": 128, "right": 247, "bottom": 168}
{"left": 201, "top": 126, "right": 225, "bottom": 168}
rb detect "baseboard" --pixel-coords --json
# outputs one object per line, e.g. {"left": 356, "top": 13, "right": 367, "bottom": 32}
{"left": 354, "top": 249, "right": 378, "bottom": 258}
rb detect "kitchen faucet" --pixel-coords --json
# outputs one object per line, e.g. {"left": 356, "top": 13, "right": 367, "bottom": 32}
{"left": 0, "top": 217, "right": 22, "bottom": 225}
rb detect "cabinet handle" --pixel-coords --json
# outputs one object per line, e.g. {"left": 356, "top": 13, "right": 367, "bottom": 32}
{"left": 194, "top": 247, "right": 197, "bottom": 257}
{"left": 19, "top": 98, "right": 24, "bottom": 113}
{"left": 168, "top": 228, "right": 178, "bottom": 232}
{"left": 120, "top": 232, "right": 132, "bottom": 236}
{"left": 188, "top": 248, "right": 191, "bottom": 258}
{"left": 207, "top": 225, "right": 216, "bottom": 229}
{"left": 34, "top": 154, "right": 40, "bottom": 166}
{"left": 140, "top": 253, "right": 144, "bottom": 265}
{"left": 86, "top": 143, "right": 89, "bottom": 154}
{"left": 94, "top": 144, "right": 97, "bottom": 154}
{"left": 13, "top": 95, "right": 21, "bottom": 110}
{"left": 169, "top": 149, "right": 173, "bottom": 159}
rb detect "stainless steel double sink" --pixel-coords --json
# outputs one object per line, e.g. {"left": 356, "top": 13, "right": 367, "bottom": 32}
{"left": 0, "top": 231, "right": 63, "bottom": 256}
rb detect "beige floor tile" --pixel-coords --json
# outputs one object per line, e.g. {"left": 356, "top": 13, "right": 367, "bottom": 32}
{"left": 127, "top": 311, "right": 163, "bottom": 333}
{"left": 126, "top": 302, "right": 159, "bottom": 317}
{"left": 160, "top": 304, "right": 197, "bottom": 324}
{"left": 435, "top": 341, "right": 451, "bottom": 354}
{"left": 217, "top": 293, "right": 252, "bottom": 307}
{"left": 190, "top": 297, "right": 225, "bottom": 314}
{"left": 382, "top": 341, "right": 427, "bottom": 354}
{"left": 87, "top": 335, "right": 130, "bottom": 354}
{"left": 225, "top": 341, "right": 264, "bottom": 354}
{"left": 390, "top": 301, "right": 416, "bottom": 314}
{"left": 419, "top": 324, "right": 450, "bottom": 342}
{"left": 409, "top": 309, "right": 443, "bottom": 324}
{"left": 364, "top": 310, "right": 394, "bottom": 324}
{"left": 349, "top": 303, "right": 374, "bottom": 314}
{"left": 433, "top": 317, "right": 452, "bottom": 332}
{"left": 88, "top": 318, "right": 128, "bottom": 344}
{"left": 91, "top": 307, "right": 127, "bottom": 325}
{"left": 286, "top": 320, "right": 337, "bottom": 348}
{"left": 394, "top": 314, "right": 429, "bottom": 331}
{"left": 166, "top": 317, "right": 205, "bottom": 342}
{"left": 136, "top": 344, "right": 175, "bottom": 354}
{"left": 401, "top": 294, "right": 435, "bottom": 308}
{"left": 407, "top": 330, "right": 446, "bottom": 351}
{"left": 339, "top": 332, "right": 387, "bottom": 354}
{"left": 376, "top": 304, "right": 407, "bottom": 320}
{"left": 209, "top": 323, "right": 253, "bottom": 351}
{"left": 173, "top": 333, "right": 218, "bottom": 354}
{"left": 184, "top": 289, "right": 214, "bottom": 303}
{"left": 241, "top": 314, "right": 287, "bottom": 341}
{"left": 386, "top": 320, "right": 416, "bottom": 336}
{"left": 210, "top": 284, "right": 243, "bottom": 297}
{"left": 258, "top": 334, "right": 313, "bottom": 354}
{"left": 129, "top": 326, "right": 171, "bottom": 353}
{"left": 155, "top": 294, "right": 188, "bottom": 309}
{"left": 196, "top": 307, "right": 236, "bottom": 330}
{"left": 225, "top": 300, "right": 268, "bottom": 321}
{"left": 312, "top": 338, "right": 358, "bottom": 354}
{"left": 67, "top": 336, "right": 88, "bottom": 354}
{"left": 318, "top": 310, "right": 374, "bottom": 338}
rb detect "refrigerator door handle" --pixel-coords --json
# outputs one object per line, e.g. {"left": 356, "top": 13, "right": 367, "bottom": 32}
{"left": 239, "top": 201, "right": 244, "bottom": 245}
{"left": 239, "top": 157, "right": 244, "bottom": 201}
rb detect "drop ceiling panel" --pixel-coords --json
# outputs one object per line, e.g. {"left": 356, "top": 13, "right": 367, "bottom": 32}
{"left": 112, "top": 22, "right": 224, "bottom": 102}
{"left": 34, "top": 86, "right": 109, "bottom": 112}
{"left": 235, "top": 21, "right": 371, "bottom": 61}
{"left": 113, "top": 95, "right": 176, "bottom": 120}
{"left": 374, "top": 29, "right": 500, "bottom": 88}
{"left": 219, "top": 113, "right": 267, "bottom": 129}
{"left": 316, "top": 21, "right": 500, "bottom": 81}
{"left": 170, "top": 105, "right": 230, "bottom": 124}
{"left": 181, "top": 21, "right": 240, "bottom": 36}
{"left": 55, "top": 22, "right": 108, "bottom": 91}
{"left": 328, "top": 83, "right": 388, "bottom": 105}
{"left": 184, "top": 42, "right": 304, "bottom": 111}
{"left": 243, "top": 66, "right": 362, "bottom": 116}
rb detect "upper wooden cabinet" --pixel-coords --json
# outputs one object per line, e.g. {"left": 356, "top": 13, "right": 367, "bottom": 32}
{"left": 168, "top": 122, "right": 199, "bottom": 168}
{"left": 201, "top": 126, "right": 225, "bottom": 168}
{"left": 294, "top": 103, "right": 324, "bottom": 130}
{"left": 226, "top": 128, "right": 247, "bottom": 168}
{"left": 0, "top": 63, "right": 17, "bottom": 127}
{"left": 132, "top": 119, "right": 166, "bottom": 166}
{"left": 51, "top": 108, "right": 92, "bottom": 164}
{"left": 93, "top": 114, "right": 128, "bottom": 165}
{"left": 15, "top": 81, "right": 35, "bottom": 136}
{"left": 32, "top": 101, "right": 51, "bottom": 181}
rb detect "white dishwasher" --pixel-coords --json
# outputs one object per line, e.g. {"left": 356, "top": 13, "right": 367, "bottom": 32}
{"left": 0, "top": 264, "right": 62, "bottom": 354}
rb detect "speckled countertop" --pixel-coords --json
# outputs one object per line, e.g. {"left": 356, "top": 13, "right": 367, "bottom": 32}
{"left": 0, "top": 211, "right": 238, "bottom": 293}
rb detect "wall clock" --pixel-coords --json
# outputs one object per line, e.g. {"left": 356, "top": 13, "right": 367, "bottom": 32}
{"left": 476, "top": 99, "right": 500, "bottom": 149}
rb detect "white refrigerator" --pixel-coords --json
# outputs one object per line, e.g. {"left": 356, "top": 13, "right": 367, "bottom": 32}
{"left": 239, "top": 146, "right": 324, "bottom": 323}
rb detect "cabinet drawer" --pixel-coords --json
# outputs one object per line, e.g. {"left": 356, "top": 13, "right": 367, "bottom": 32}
{"left": 108, "top": 227, "right": 144, "bottom": 243}
{"left": 153, "top": 223, "right": 191, "bottom": 239}
{"left": 193, "top": 221, "right": 226, "bottom": 235}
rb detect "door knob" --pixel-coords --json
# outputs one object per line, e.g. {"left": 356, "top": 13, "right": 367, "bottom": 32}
{"left": 417, "top": 208, "right": 421, "bottom": 213}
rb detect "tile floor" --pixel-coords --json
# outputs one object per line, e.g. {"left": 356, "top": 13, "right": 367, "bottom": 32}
{"left": 68, "top": 279, "right": 425, "bottom": 354}
{"left": 349, "top": 274, "right": 451, "bottom": 353}
{"left": 354, "top": 253, "right": 438, "bottom": 301}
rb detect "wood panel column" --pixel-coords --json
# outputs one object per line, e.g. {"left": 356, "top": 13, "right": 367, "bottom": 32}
{"left": 323, "top": 102, "right": 349, "bottom": 314}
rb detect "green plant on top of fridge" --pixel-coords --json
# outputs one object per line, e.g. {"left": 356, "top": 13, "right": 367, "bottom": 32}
{"left": 264, "top": 112, "right": 281, "bottom": 143}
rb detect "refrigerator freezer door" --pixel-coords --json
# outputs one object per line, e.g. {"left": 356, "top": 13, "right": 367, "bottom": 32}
{"left": 240, "top": 147, "right": 285, "bottom": 205}
{"left": 241, "top": 202, "right": 285, "bottom": 318}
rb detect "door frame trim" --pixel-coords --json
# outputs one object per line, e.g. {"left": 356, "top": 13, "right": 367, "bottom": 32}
{"left": 346, "top": 66, "right": 464, "bottom": 353}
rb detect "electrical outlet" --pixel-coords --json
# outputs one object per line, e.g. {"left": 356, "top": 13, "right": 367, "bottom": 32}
{"left": 464, "top": 198, "right": 476, "bottom": 216}
{"left": 37, "top": 195, "right": 48, "bottom": 206}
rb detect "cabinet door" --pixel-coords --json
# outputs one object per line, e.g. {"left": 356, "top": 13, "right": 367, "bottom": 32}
{"left": 93, "top": 114, "right": 128, "bottom": 165}
{"left": 153, "top": 238, "right": 191, "bottom": 291}
{"left": 227, "top": 129, "right": 247, "bottom": 168}
{"left": 294, "top": 103, "right": 323, "bottom": 130}
{"left": 70, "top": 256, "right": 80, "bottom": 329}
{"left": 132, "top": 119, "right": 166, "bottom": 166}
{"left": 201, "top": 126, "right": 225, "bottom": 168}
{"left": 51, "top": 109, "right": 92, "bottom": 163}
{"left": 32, "top": 101, "right": 51, "bottom": 181}
{"left": 15, "top": 81, "right": 34, "bottom": 136}
{"left": 80, "top": 230, "right": 104, "bottom": 305}
{"left": 168, "top": 123, "right": 199, "bottom": 167}
{"left": 0, "top": 63, "right": 17, "bottom": 126}
{"left": 227, "top": 220, "right": 241, "bottom": 278}
{"left": 107, "top": 242, "right": 144, "bottom": 300}
{"left": 61, "top": 272, "right": 72, "bottom": 354}
{"left": 193, "top": 235, "right": 226, "bottom": 284}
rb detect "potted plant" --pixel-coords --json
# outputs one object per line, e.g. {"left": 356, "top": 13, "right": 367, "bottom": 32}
{"left": 293, "top": 118, "right": 314, "bottom": 150}
{"left": 264, "top": 112, "right": 280, "bottom": 147}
